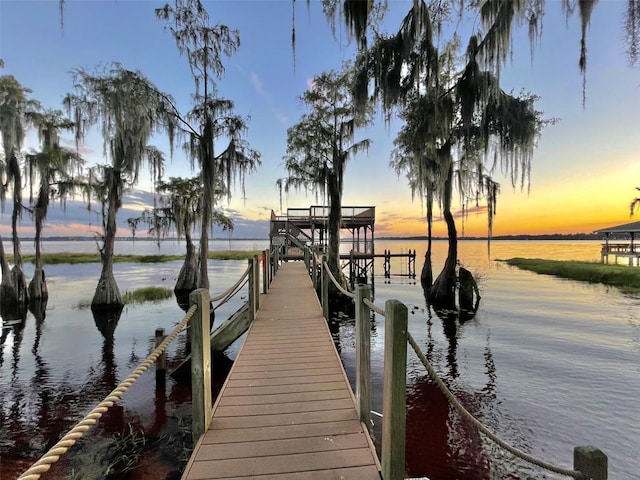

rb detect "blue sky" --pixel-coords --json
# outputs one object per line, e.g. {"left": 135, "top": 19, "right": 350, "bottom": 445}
{"left": 1, "top": 0, "right": 639, "bottom": 239}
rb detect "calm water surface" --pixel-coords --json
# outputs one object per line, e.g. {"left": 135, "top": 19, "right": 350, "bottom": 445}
{"left": 1, "top": 239, "right": 638, "bottom": 479}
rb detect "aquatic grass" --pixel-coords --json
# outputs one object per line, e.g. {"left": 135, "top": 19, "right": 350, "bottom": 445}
{"left": 501, "top": 258, "right": 640, "bottom": 293}
{"left": 122, "top": 286, "right": 173, "bottom": 304}
{"left": 74, "top": 286, "right": 173, "bottom": 308}
{"left": 10, "top": 250, "right": 263, "bottom": 265}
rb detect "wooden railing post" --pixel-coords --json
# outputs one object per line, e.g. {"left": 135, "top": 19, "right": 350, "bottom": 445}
{"left": 312, "top": 249, "right": 318, "bottom": 287}
{"left": 321, "top": 256, "right": 329, "bottom": 320}
{"left": 248, "top": 257, "right": 255, "bottom": 323}
{"left": 155, "top": 327, "right": 167, "bottom": 390}
{"left": 189, "top": 288, "right": 212, "bottom": 444}
{"left": 262, "top": 250, "right": 268, "bottom": 294}
{"left": 574, "top": 446, "right": 607, "bottom": 480}
{"left": 355, "top": 284, "right": 371, "bottom": 432}
{"left": 382, "top": 299, "right": 408, "bottom": 480}
{"left": 304, "top": 246, "right": 310, "bottom": 272}
{"left": 274, "top": 246, "right": 279, "bottom": 274}
{"left": 254, "top": 255, "right": 260, "bottom": 312}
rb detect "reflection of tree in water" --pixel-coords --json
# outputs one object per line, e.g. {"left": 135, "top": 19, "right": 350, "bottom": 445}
{"left": 404, "top": 303, "right": 498, "bottom": 480}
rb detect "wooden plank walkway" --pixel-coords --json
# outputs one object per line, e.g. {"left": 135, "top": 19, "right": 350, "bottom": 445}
{"left": 181, "top": 262, "right": 381, "bottom": 480}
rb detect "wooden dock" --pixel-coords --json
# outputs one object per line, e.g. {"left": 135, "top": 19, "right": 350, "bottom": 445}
{"left": 181, "top": 262, "right": 381, "bottom": 480}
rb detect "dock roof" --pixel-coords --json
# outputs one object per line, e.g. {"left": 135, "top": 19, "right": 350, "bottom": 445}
{"left": 594, "top": 220, "right": 640, "bottom": 234}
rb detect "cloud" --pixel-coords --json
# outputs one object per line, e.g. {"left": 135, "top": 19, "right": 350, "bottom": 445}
{"left": 250, "top": 72, "right": 288, "bottom": 126}
{"left": 250, "top": 72, "right": 267, "bottom": 98}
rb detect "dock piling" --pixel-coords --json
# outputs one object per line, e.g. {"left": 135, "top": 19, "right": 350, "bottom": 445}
{"left": 355, "top": 284, "right": 371, "bottom": 432}
{"left": 574, "top": 446, "right": 607, "bottom": 480}
{"left": 189, "top": 288, "right": 212, "bottom": 444}
{"left": 382, "top": 299, "right": 408, "bottom": 480}
{"left": 155, "top": 327, "right": 167, "bottom": 389}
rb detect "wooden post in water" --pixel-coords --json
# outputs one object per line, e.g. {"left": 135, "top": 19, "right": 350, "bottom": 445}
{"left": 321, "top": 256, "right": 329, "bottom": 320}
{"left": 355, "top": 285, "right": 371, "bottom": 432}
{"left": 574, "top": 446, "right": 607, "bottom": 480}
{"left": 155, "top": 328, "right": 167, "bottom": 390}
{"left": 189, "top": 288, "right": 212, "bottom": 444}
{"left": 262, "top": 250, "right": 268, "bottom": 294}
{"left": 382, "top": 299, "right": 408, "bottom": 480}
{"left": 248, "top": 257, "right": 255, "bottom": 323}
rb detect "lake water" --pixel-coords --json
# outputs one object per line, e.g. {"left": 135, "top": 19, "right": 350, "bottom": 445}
{"left": 1, "top": 238, "right": 638, "bottom": 479}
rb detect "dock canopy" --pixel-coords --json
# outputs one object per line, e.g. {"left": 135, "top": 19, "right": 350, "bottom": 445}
{"left": 594, "top": 220, "right": 640, "bottom": 235}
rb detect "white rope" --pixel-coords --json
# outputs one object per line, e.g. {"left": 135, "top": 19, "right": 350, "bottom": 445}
{"left": 323, "top": 261, "right": 355, "bottom": 299}
{"left": 406, "top": 332, "right": 584, "bottom": 479}
{"left": 363, "top": 297, "right": 385, "bottom": 316}
{"left": 210, "top": 265, "right": 251, "bottom": 302}
{"left": 17, "top": 304, "right": 198, "bottom": 480}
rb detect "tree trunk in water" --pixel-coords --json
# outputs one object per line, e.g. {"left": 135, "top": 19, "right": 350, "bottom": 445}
{"left": 421, "top": 190, "right": 434, "bottom": 292}
{"left": 327, "top": 173, "right": 345, "bottom": 294}
{"left": 92, "top": 177, "right": 123, "bottom": 311}
{"left": 10, "top": 155, "right": 28, "bottom": 306}
{"left": 175, "top": 231, "right": 198, "bottom": 307}
{"left": 0, "top": 233, "right": 18, "bottom": 311}
{"left": 198, "top": 116, "right": 214, "bottom": 290}
{"left": 29, "top": 218, "right": 48, "bottom": 301}
{"left": 430, "top": 167, "right": 457, "bottom": 309}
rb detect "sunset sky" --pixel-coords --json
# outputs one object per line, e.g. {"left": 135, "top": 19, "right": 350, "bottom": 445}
{"left": 1, "top": 0, "right": 638, "bottom": 239}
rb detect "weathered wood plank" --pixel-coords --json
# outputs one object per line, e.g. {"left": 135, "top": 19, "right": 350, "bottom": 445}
{"left": 200, "top": 420, "right": 365, "bottom": 445}
{"left": 217, "top": 389, "right": 352, "bottom": 406}
{"left": 194, "top": 433, "right": 369, "bottom": 460}
{"left": 210, "top": 408, "right": 357, "bottom": 429}
{"left": 219, "top": 465, "right": 381, "bottom": 480}
{"left": 215, "top": 398, "right": 355, "bottom": 417}
{"left": 226, "top": 373, "right": 345, "bottom": 387}
{"left": 187, "top": 448, "right": 377, "bottom": 479}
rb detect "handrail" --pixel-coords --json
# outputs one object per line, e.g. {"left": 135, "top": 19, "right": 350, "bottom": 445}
{"left": 17, "top": 304, "right": 198, "bottom": 480}
{"left": 353, "top": 291, "right": 587, "bottom": 478}
{"left": 363, "top": 297, "right": 384, "bottom": 316}
{"left": 322, "top": 261, "right": 355, "bottom": 299}
{"left": 210, "top": 264, "right": 251, "bottom": 303}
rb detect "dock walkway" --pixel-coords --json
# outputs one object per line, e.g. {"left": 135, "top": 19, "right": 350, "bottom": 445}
{"left": 181, "top": 262, "right": 381, "bottom": 480}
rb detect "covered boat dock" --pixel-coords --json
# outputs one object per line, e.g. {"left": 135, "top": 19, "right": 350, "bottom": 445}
{"left": 594, "top": 220, "right": 640, "bottom": 266}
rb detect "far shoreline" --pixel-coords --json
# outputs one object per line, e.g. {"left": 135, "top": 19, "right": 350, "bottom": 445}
{"left": 7, "top": 233, "right": 607, "bottom": 242}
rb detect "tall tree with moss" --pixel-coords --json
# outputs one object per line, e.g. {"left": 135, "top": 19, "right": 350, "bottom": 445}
{"left": 337, "top": 1, "right": 546, "bottom": 308}
{"left": 156, "top": 0, "right": 260, "bottom": 291}
{"left": 279, "top": 66, "right": 373, "bottom": 286}
{"left": 64, "top": 65, "right": 178, "bottom": 312}
{"left": 0, "top": 75, "right": 38, "bottom": 312}
{"left": 25, "top": 109, "right": 83, "bottom": 300}
{"left": 139, "top": 175, "right": 233, "bottom": 303}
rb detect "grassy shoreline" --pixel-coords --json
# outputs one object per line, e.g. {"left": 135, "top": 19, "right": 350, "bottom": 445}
{"left": 8, "top": 250, "right": 263, "bottom": 265}
{"left": 502, "top": 258, "right": 640, "bottom": 294}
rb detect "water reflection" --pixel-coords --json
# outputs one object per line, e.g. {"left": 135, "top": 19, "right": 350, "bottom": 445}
{"left": 403, "top": 299, "right": 498, "bottom": 479}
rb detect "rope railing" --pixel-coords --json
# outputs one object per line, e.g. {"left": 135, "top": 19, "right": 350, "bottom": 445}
{"left": 406, "top": 332, "right": 584, "bottom": 479}
{"left": 343, "top": 279, "right": 604, "bottom": 480}
{"left": 17, "top": 304, "right": 198, "bottom": 480}
{"left": 362, "top": 297, "right": 384, "bottom": 316}
{"left": 322, "top": 261, "right": 355, "bottom": 299}
{"left": 17, "top": 260, "right": 259, "bottom": 480}
{"left": 210, "top": 264, "right": 250, "bottom": 303}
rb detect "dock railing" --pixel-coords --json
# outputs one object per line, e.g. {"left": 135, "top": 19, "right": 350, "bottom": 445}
{"left": 313, "top": 247, "right": 608, "bottom": 480}
{"left": 16, "top": 249, "right": 272, "bottom": 480}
